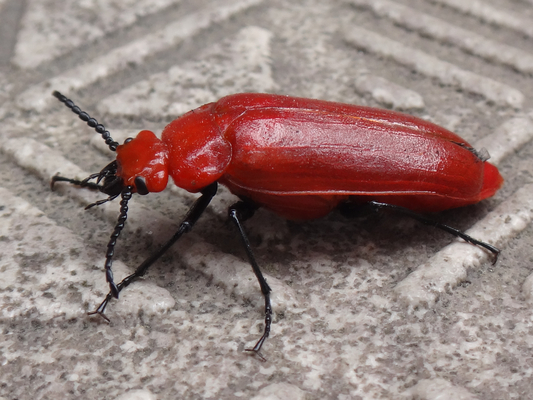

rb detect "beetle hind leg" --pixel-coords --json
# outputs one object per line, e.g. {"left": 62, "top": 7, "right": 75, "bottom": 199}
{"left": 228, "top": 201, "right": 272, "bottom": 362}
{"left": 366, "top": 200, "right": 500, "bottom": 263}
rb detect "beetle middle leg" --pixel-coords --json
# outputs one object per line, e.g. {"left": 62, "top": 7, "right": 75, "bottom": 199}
{"left": 228, "top": 201, "right": 272, "bottom": 362}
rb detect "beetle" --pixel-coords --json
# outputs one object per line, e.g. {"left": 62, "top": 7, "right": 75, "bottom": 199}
{"left": 51, "top": 91, "right": 503, "bottom": 360}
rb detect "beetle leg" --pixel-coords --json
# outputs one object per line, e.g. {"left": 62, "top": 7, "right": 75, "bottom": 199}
{"left": 228, "top": 201, "right": 272, "bottom": 362}
{"left": 88, "top": 182, "right": 218, "bottom": 319}
{"left": 51, "top": 174, "right": 103, "bottom": 191}
{"left": 366, "top": 200, "right": 500, "bottom": 263}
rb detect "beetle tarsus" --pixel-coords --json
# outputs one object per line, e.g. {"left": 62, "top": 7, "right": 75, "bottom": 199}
{"left": 245, "top": 347, "right": 267, "bottom": 362}
{"left": 244, "top": 290, "right": 272, "bottom": 361}
{"left": 88, "top": 294, "right": 112, "bottom": 323}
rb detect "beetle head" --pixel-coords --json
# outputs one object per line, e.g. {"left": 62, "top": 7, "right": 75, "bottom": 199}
{"left": 115, "top": 130, "right": 170, "bottom": 195}
{"left": 52, "top": 91, "right": 172, "bottom": 299}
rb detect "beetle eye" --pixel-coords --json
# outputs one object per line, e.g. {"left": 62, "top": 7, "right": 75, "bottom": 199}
{"left": 134, "top": 176, "right": 149, "bottom": 195}
{"left": 124, "top": 137, "right": 134, "bottom": 144}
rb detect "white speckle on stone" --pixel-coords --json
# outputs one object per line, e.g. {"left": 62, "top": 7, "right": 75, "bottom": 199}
{"left": 115, "top": 389, "right": 157, "bottom": 400}
{"left": 250, "top": 383, "right": 306, "bottom": 400}
{"left": 405, "top": 378, "right": 480, "bottom": 400}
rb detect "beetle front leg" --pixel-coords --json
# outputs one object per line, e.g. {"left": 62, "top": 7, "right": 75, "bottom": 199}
{"left": 89, "top": 182, "right": 218, "bottom": 319}
{"left": 228, "top": 201, "right": 272, "bottom": 361}
{"left": 51, "top": 174, "right": 103, "bottom": 191}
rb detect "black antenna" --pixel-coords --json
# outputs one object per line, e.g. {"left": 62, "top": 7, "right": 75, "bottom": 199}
{"left": 104, "top": 185, "right": 133, "bottom": 298}
{"left": 52, "top": 91, "right": 119, "bottom": 151}
{"left": 52, "top": 90, "right": 127, "bottom": 299}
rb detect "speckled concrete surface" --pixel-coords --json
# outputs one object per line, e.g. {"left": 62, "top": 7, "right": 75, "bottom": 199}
{"left": 1, "top": 0, "right": 533, "bottom": 399}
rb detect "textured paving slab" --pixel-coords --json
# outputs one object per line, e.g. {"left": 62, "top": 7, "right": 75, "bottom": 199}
{"left": 1, "top": 0, "right": 533, "bottom": 399}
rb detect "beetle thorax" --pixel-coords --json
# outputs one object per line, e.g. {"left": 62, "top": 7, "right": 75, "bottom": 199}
{"left": 161, "top": 104, "right": 232, "bottom": 193}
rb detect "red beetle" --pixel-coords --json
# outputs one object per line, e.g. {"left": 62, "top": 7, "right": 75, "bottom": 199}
{"left": 52, "top": 91, "right": 503, "bottom": 359}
